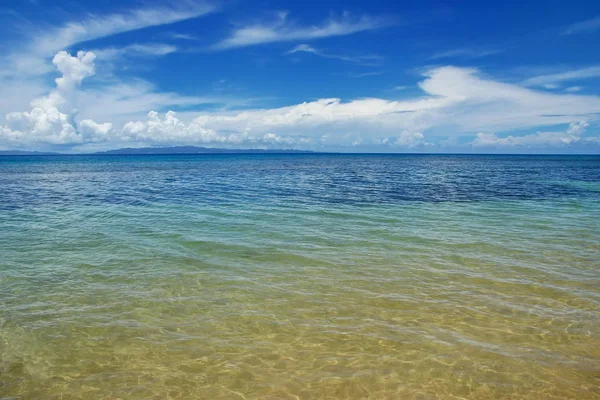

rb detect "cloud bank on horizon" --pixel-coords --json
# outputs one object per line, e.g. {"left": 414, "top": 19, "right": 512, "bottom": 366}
{"left": 0, "top": 0, "right": 599, "bottom": 153}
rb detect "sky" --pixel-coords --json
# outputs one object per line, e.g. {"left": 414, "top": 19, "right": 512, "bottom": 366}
{"left": 0, "top": 0, "right": 599, "bottom": 153}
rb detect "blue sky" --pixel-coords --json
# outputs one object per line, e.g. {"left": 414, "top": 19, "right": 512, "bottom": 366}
{"left": 1, "top": 0, "right": 599, "bottom": 153}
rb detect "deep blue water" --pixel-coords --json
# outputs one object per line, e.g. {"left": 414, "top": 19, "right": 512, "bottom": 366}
{"left": 1, "top": 154, "right": 599, "bottom": 210}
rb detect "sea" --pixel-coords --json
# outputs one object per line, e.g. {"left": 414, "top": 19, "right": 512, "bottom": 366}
{"left": 0, "top": 154, "right": 599, "bottom": 399}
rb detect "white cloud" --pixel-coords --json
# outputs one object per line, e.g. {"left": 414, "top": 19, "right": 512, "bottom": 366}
{"left": 23, "top": 50, "right": 96, "bottom": 117}
{"left": 561, "top": 16, "right": 600, "bottom": 35}
{"left": 119, "top": 110, "right": 306, "bottom": 147}
{"left": 348, "top": 71, "right": 383, "bottom": 78}
{"left": 213, "top": 12, "right": 390, "bottom": 49}
{"left": 78, "top": 119, "right": 113, "bottom": 142}
{"left": 523, "top": 66, "right": 600, "bottom": 87}
{"left": 286, "top": 44, "right": 382, "bottom": 65}
{"left": 3, "top": 107, "right": 78, "bottom": 145}
{"left": 51, "top": 51, "right": 96, "bottom": 98}
{"left": 429, "top": 47, "right": 503, "bottom": 60}
{"left": 0, "top": 2, "right": 218, "bottom": 124}
{"left": 3, "top": 54, "right": 600, "bottom": 152}
{"left": 75, "top": 80, "right": 253, "bottom": 127}
{"left": 542, "top": 83, "right": 560, "bottom": 89}
{"left": 380, "top": 131, "right": 428, "bottom": 147}
{"left": 565, "top": 86, "right": 582, "bottom": 92}
{"left": 0, "top": 79, "right": 47, "bottom": 121}
{"left": 471, "top": 121, "right": 592, "bottom": 147}
{"left": 32, "top": 3, "right": 216, "bottom": 56}
{"left": 566, "top": 120, "right": 589, "bottom": 136}
{"left": 0, "top": 51, "right": 110, "bottom": 146}
{"left": 418, "top": 66, "right": 600, "bottom": 131}
{"left": 168, "top": 33, "right": 201, "bottom": 41}
{"left": 114, "top": 68, "right": 600, "bottom": 149}
{"left": 91, "top": 44, "right": 178, "bottom": 61}
{"left": 396, "top": 131, "right": 427, "bottom": 147}
{"left": 0, "top": 2, "right": 216, "bottom": 80}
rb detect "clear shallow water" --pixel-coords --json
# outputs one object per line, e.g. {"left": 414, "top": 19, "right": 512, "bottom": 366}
{"left": 0, "top": 154, "right": 599, "bottom": 399}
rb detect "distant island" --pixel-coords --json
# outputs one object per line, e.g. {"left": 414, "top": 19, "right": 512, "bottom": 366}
{"left": 0, "top": 146, "right": 316, "bottom": 156}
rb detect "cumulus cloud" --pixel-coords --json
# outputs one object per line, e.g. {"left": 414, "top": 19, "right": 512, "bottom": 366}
{"left": 2, "top": 107, "right": 78, "bottom": 145}
{"left": 30, "top": 50, "right": 97, "bottom": 112}
{"left": 28, "top": 51, "right": 94, "bottom": 110}
{"left": 0, "top": 51, "right": 111, "bottom": 146}
{"left": 379, "top": 131, "right": 428, "bottom": 147}
{"left": 112, "top": 67, "right": 600, "bottom": 150}
{"left": 2, "top": 53, "right": 600, "bottom": 152}
{"left": 53, "top": 51, "right": 96, "bottom": 89}
{"left": 566, "top": 120, "right": 589, "bottom": 136}
{"left": 120, "top": 110, "right": 306, "bottom": 147}
{"left": 471, "top": 121, "right": 592, "bottom": 147}
{"left": 213, "top": 12, "right": 391, "bottom": 49}
{"left": 79, "top": 120, "right": 113, "bottom": 141}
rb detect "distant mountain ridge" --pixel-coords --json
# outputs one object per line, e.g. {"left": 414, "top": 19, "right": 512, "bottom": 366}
{"left": 0, "top": 146, "right": 315, "bottom": 156}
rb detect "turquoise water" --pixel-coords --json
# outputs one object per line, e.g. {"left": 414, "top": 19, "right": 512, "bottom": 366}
{"left": 1, "top": 154, "right": 599, "bottom": 399}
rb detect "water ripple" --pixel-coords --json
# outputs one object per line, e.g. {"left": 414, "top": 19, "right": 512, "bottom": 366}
{"left": 0, "top": 154, "right": 599, "bottom": 399}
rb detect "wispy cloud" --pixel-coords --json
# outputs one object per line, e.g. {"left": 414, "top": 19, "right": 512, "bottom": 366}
{"left": 348, "top": 71, "right": 383, "bottom": 78}
{"left": 523, "top": 66, "right": 600, "bottom": 87}
{"left": 91, "top": 43, "right": 178, "bottom": 61}
{"left": 168, "top": 32, "right": 201, "bottom": 41}
{"left": 561, "top": 16, "right": 600, "bottom": 35}
{"left": 213, "top": 12, "right": 392, "bottom": 50}
{"left": 429, "top": 47, "right": 503, "bottom": 60}
{"left": 37, "top": 3, "right": 215, "bottom": 53}
{"left": 565, "top": 86, "right": 582, "bottom": 92}
{"left": 1, "top": 2, "right": 216, "bottom": 79}
{"left": 541, "top": 83, "right": 560, "bottom": 89}
{"left": 286, "top": 44, "right": 382, "bottom": 65}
